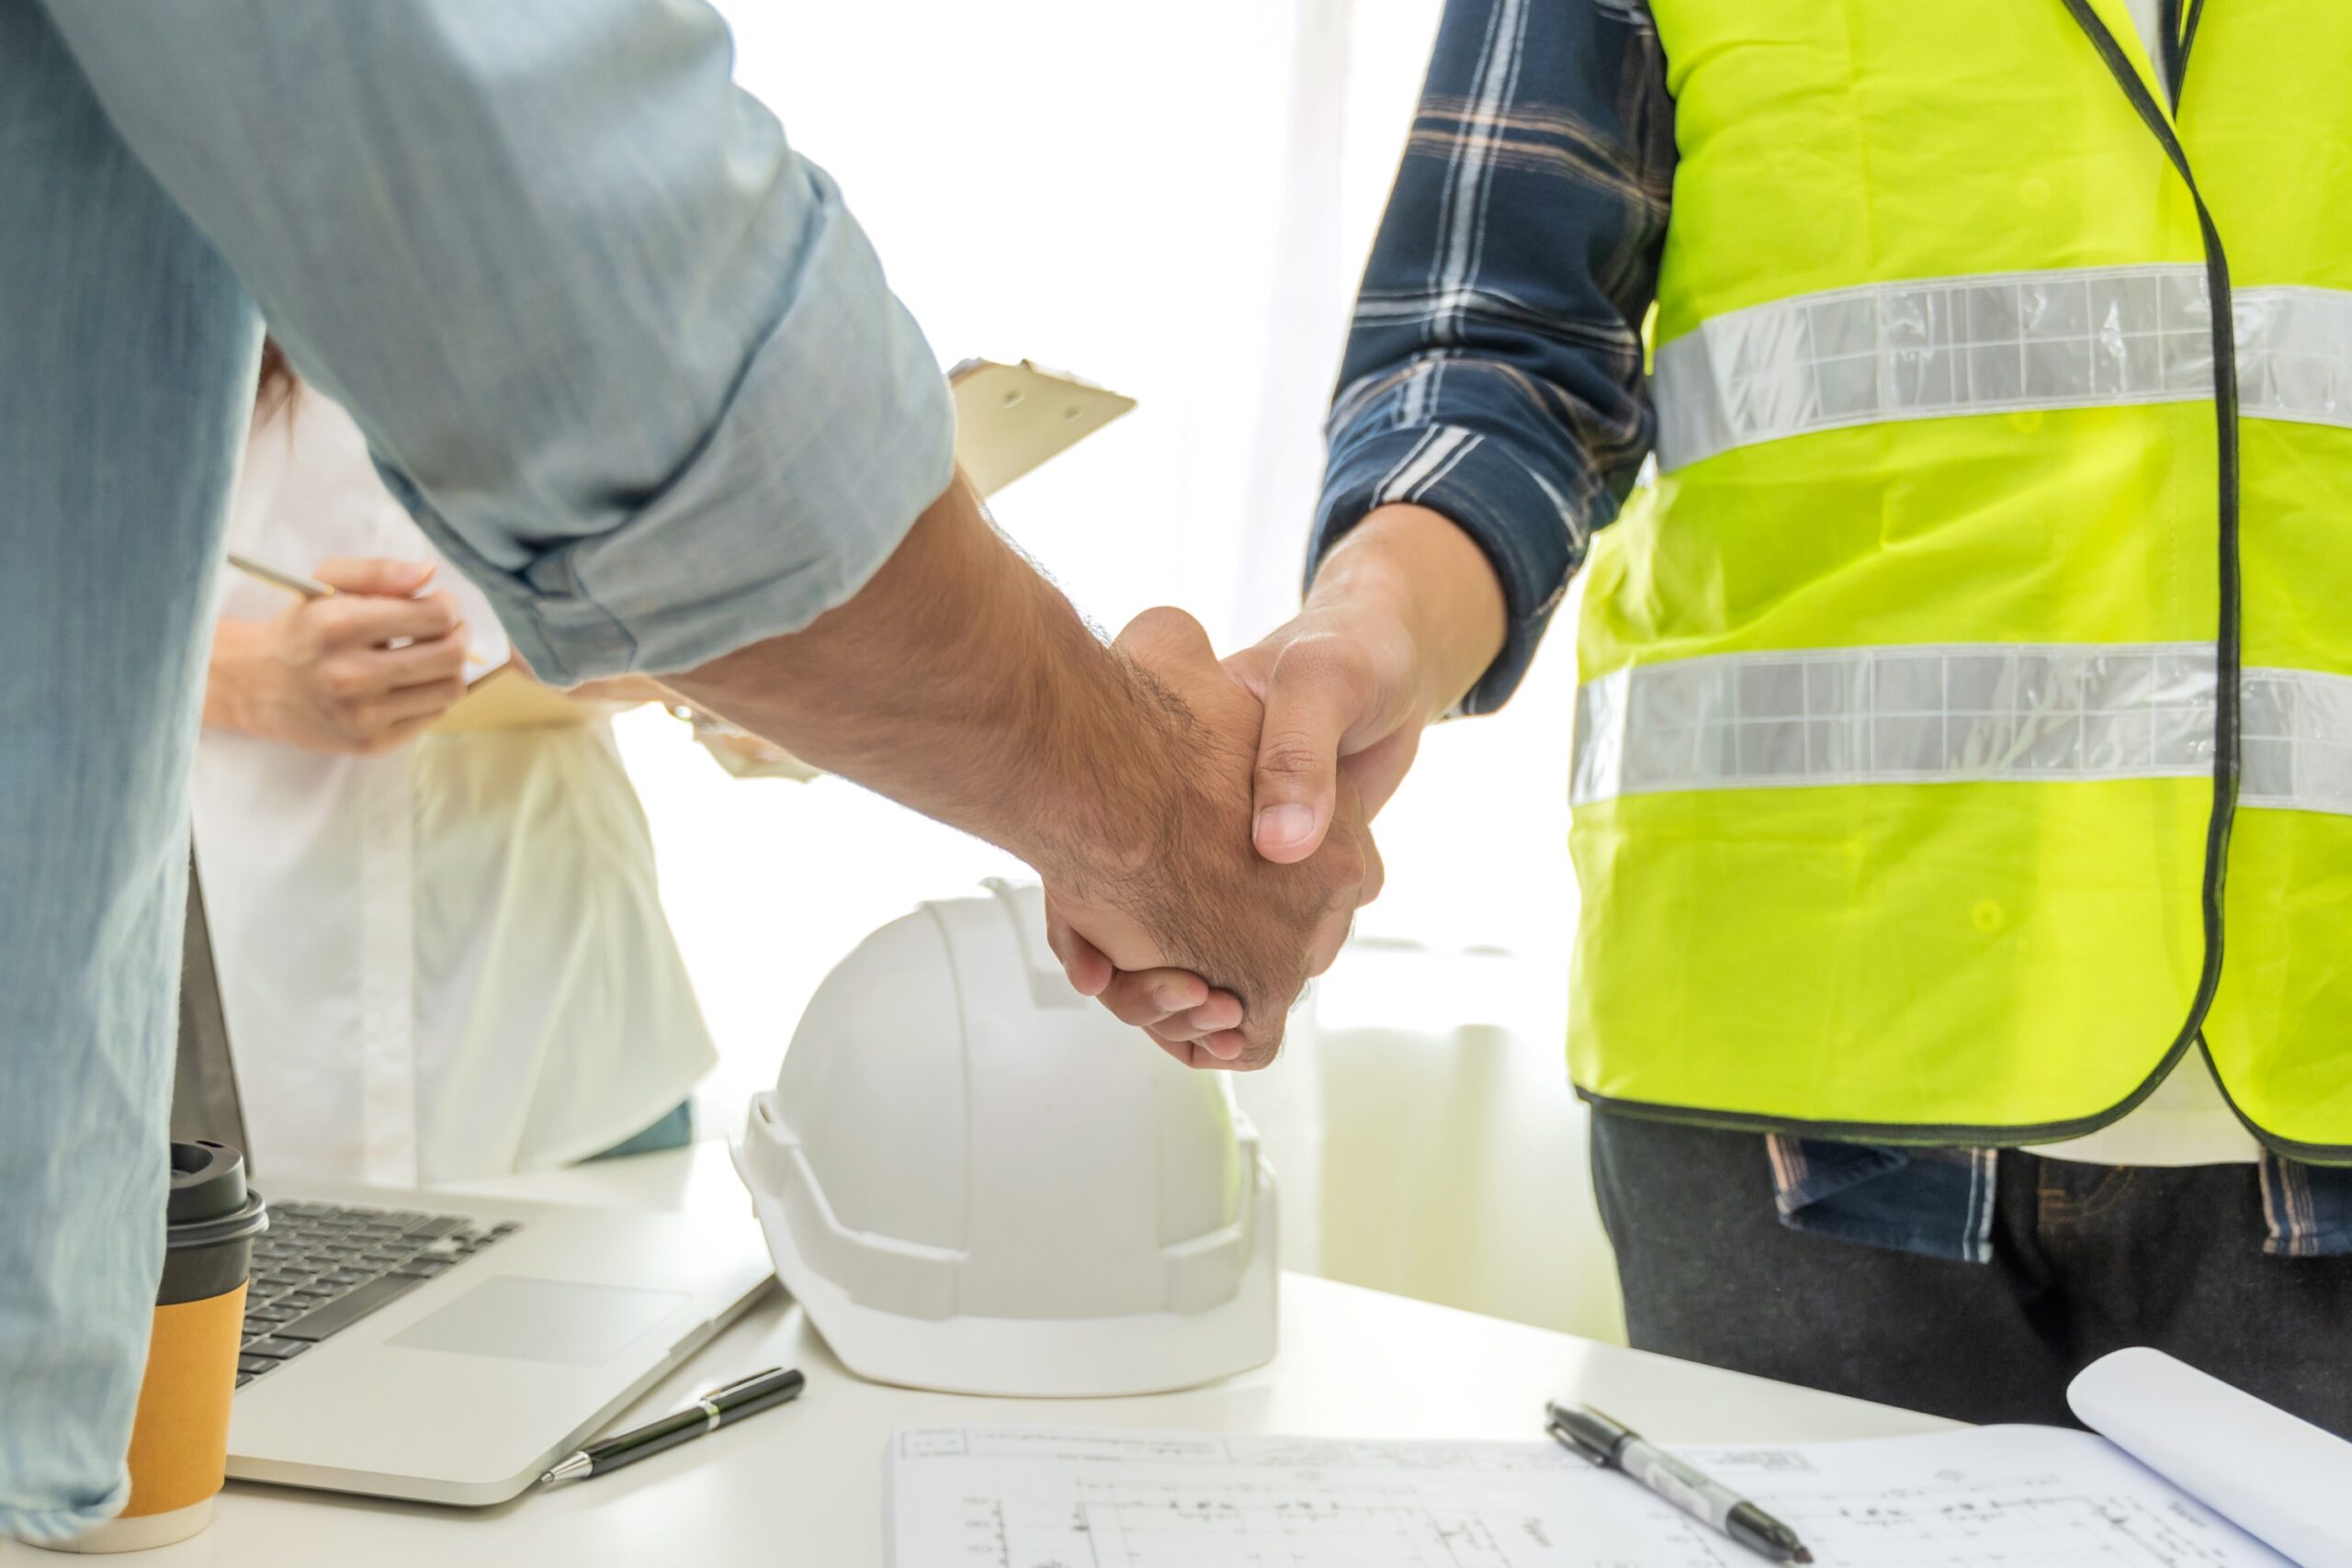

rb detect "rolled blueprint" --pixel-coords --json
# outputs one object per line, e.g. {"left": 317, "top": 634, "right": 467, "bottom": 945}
{"left": 2070, "top": 1346, "right": 2352, "bottom": 1568}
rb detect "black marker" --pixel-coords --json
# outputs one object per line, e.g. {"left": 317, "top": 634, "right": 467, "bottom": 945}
{"left": 1545, "top": 1401, "right": 1813, "bottom": 1563}
{"left": 541, "top": 1367, "right": 804, "bottom": 1485}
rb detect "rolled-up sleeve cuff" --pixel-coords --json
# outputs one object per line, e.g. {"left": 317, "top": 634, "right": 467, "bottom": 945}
{"left": 394, "top": 209, "right": 956, "bottom": 688}
{"left": 1312, "top": 426, "right": 1575, "bottom": 716}
{"left": 2, "top": 1475, "right": 132, "bottom": 1549}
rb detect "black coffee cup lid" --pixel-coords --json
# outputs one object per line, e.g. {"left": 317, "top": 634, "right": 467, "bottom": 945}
{"left": 167, "top": 1140, "right": 268, "bottom": 1248}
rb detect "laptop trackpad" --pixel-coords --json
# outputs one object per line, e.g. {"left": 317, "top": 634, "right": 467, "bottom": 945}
{"left": 388, "top": 1277, "right": 689, "bottom": 1366}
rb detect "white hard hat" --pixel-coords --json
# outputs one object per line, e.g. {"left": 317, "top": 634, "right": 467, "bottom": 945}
{"left": 731, "top": 880, "right": 1279, "bottom": 1397}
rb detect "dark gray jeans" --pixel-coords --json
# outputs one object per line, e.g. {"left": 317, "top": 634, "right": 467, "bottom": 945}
{"left": 1590, "top": 1111, "right": 2352, "bottom": 1433}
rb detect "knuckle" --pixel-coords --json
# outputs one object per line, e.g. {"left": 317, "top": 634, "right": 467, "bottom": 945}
{"left": 1309, "top": 915, "right": 1353, "bottom": 976}
{"left": 1274, "top": 631, "right": 1369, "bottom": 690}
{"left": 1256, "top": 737, "right": 1328, "bottom": 781}
{"left": 310, "top": 603, "right": 355, "bottom": 643}
{"left": 1102, "top": 994, "right": 1160, "bottom": 1028}
{"left": 1126, "top": 604, "right": 1194, "bottom": 641}
{"left": 1103, "top": 980, "right": 1165, "bottom": 1024}
{"left": 1314, "top": 834, "right": 1367, "bottom": 897}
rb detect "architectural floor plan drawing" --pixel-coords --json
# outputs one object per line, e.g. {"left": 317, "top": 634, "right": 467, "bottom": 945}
{"left": 885, "top": 1426, "right": 2293, "bottom": 1568}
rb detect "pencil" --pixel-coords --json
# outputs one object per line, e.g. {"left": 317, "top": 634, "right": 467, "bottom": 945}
{"left": 225, "top": 549, "right": 494, "bottom": 671}
{"left": 226, "top": 550, "right": 334, "bottom": 599}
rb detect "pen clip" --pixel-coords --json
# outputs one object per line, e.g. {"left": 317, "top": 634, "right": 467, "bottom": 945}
{"left": 1546, "top": 1400, "right": 1637, "bottom": 1467}
{"left": 698, "top": 1367, "right": 784, "bottom": 1403}
{"left": 1545, "top": 1420, "right": 1611, "bottom": 1467}
{"left": 1552, "top": 1429, "right": 1609, "bottom": 1466}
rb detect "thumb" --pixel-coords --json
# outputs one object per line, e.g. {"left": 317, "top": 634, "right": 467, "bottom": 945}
{"left": 1250, "top": 636, "right": 1363, "bottom": 864}
{"left": 313, "top": 557, "right": 434, "bottom": 598}
{"left": 1114, "top": 604, "right": 1216, "bottom": 669}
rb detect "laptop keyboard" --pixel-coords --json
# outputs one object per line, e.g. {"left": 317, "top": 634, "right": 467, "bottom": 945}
{"left": 235, "top": 1201, "right": 520, "bottom": 1389}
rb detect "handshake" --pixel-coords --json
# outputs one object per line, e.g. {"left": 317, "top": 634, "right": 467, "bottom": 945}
{"left": 1035, "top": 604, "right": 1385, "bottom": 1072}
{"left": 666, "top": 478, "right": 1504, "bottom": 1072}
{"left": 1033, "top": 495, "right": 1502, "bottom": 1072}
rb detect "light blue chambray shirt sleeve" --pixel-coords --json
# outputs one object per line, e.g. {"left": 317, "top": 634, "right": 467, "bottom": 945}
{"left": 41, "top": 0, "right": 956, "bottom": 686}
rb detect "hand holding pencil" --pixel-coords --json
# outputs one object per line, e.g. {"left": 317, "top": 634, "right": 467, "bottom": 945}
{"left": 208, "top": 556, "right": 474, "bottom": 756}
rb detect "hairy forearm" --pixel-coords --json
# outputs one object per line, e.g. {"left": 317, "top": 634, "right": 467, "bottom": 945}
{"left": 1313, "top": 502, "right": 1509, "bottom": 719}
{"left": 684, "top": 472, "right": 1377, "bottom": 1055}
{"left": 663, "top": 474, "right": 1183, "bottom": 894}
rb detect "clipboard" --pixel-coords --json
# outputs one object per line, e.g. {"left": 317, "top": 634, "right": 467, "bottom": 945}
{"left": 946, "top": 358, "right": 1136, "bottom": 499}
{"left": 433, "top": 358, "right": 1134, "bottom": 735}
{"left": 428, "top": 661, "right": 594, "bottom": 734}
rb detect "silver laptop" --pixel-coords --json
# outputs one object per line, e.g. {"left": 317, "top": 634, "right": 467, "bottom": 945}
{"left": 173, "top": 863, "right": 776, "bottom": 1506}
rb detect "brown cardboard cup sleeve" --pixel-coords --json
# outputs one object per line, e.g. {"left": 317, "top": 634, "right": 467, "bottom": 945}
{"left": 45, "top": 1142, "right": 267, "bottom": 1555}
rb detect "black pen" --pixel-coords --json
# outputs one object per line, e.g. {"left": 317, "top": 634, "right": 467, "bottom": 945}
{"left": 541, "top": 1367, "right": 804, "bottom": 1485}
{"left": 1545, "top": 1400, "right": 1813, "bottom": 1563}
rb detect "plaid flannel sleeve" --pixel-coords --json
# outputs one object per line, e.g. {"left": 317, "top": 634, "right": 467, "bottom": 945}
{"left": 1314, "top": 0, "right": 1674, "bottom": 713}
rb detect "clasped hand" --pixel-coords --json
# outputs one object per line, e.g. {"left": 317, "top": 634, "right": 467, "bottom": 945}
{"left": 1041, "top": 604, "right": 1397, "bottom": 1072}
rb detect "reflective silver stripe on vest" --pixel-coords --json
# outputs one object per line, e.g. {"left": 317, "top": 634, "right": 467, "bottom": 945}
{"left": 1651, "top": 266, "right": 2352, "bottom": 470}
{"left": 1571, "top": 643, "right": 2352, "bottom": 817}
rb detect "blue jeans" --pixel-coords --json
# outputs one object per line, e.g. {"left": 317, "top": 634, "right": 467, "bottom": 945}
{"left": 0, "top": 6, "right": 258, "bottom": 1539}
{"left": 1591, "top": 1111, "right": 2352, "bottom": 1434}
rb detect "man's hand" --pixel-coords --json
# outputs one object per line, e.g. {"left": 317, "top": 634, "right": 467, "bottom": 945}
{"left": 1040, "top": 607, "right": 1382, "bottom": 1070}
{"left": 1235, "top": 503, "right": 1509, "bottom": 862}
{"left": 1047, "top": 504, "right": 1508, "bottom": 1055}
{"left": 204, "top": 558, "right": 470, "bottom": 755}
{"left": 659, "top": 475, "right": 1377, "bottom": 1069}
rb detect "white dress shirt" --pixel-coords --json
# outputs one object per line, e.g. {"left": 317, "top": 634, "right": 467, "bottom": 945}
{"left": 194, "top": 396, "right": 716, "bottom": 1186}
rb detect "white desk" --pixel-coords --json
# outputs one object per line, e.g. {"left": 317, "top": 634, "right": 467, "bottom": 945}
{"left": 14, "top": 1144, "right": 1951, "bottom": 1566}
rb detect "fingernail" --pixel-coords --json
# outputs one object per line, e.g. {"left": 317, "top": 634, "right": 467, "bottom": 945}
{"left": 1256, "top": 804, "right": 1316, "bottom": 851}
{"left": 1152, "top": 983, "right": 1188, "bottom": 1011}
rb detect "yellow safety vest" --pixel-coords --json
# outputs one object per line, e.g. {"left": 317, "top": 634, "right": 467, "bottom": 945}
{"left": 1568, "top": 0, "right": 2352, "bottom": 1156}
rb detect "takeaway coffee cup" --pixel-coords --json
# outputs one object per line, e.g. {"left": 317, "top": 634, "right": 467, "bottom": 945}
{"left": 47, "top": 1142, "right": 267, "bottom": 1554}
